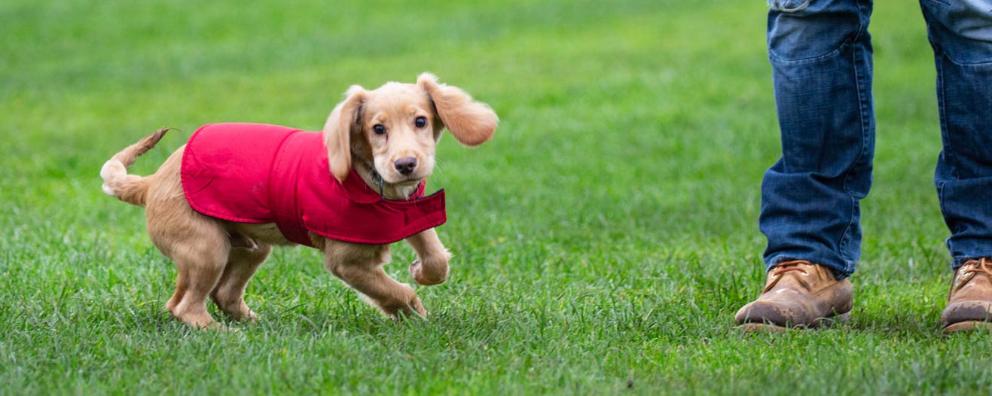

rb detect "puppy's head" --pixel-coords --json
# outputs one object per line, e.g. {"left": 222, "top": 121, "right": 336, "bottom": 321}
{"left": 323, "top": 73, "right": 498, "bottom": 188}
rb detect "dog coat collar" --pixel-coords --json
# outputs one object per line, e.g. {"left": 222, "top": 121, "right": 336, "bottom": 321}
{"left": 180, "top": 123, "right": 447, "bottom": 246}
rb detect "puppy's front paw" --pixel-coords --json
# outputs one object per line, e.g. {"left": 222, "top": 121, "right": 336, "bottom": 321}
{"left": 410, "top": 254, "right": 450, "bottom": 286}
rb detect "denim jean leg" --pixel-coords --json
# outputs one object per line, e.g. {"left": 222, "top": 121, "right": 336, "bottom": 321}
{"left": 760, "top": 0, "right": 875, "bottom": 278}
{"left": 921, "top": 0, "right": 992, "bottom": 269}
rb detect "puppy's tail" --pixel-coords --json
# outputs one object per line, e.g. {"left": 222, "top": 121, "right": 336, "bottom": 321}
{"left": 100, "top": 128, "right": 170, "bottom": 206}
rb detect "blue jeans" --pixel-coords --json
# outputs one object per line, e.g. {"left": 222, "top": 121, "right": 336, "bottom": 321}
{"left": 761, "top": 0, "right": 992, "bottom": 278}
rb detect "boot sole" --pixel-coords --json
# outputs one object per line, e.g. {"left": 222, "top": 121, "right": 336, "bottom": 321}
{"left": 738, "top": 311, "right": 850, "bottom": 333}
{"left": 943, "top": 320, "right": 992, "bottom": 334}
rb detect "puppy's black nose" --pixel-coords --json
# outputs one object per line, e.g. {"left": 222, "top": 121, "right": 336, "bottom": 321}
{"left": 394, "top": 157, "right": 417, "bottom": 175}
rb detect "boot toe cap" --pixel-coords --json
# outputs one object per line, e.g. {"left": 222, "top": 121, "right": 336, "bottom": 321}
{"left": 942, "top": 300, "right": 992, "bottom": 325}
{"left": 735, "top": 301, "right": 807, "bottom": 327}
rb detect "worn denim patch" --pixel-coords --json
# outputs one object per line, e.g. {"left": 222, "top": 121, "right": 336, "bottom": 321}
{"left": 921, "top": 0, "right": 992, "bottom": 64}
{"left": 768, "top": 0, "right": 812, "bottom": 12}
{"left": 767, "top": 0, "right": 863, "bottom": 62}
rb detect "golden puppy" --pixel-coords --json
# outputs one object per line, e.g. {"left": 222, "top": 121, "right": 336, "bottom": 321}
{"left": 100, "top": 73, "right": 498, "bottom": 328}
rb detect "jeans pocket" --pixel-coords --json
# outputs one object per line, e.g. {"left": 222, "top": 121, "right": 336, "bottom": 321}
{"left": 769, "top": 0, "right": 812, "bottom": 12}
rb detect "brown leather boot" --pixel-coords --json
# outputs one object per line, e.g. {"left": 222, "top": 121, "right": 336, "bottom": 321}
{"left": 942, "top": 258, "right": 992, "bottom": 333}
{"left": 735, "top": 260, "right": 853, "bottom": 331}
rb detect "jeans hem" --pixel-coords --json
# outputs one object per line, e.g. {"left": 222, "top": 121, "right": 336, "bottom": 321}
{"left": 951, "top": 255, "right": 992, "bottom": 269}
{"left": 765, "top": 253, "right": 854, "bottom": 280}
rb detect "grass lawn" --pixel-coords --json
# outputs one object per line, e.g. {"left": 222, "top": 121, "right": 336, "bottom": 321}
{"left": 3, "top": 0, "right": 992, "bottom": 394}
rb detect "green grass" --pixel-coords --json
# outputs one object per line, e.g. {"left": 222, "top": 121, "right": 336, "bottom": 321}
{"left": 2, "top": 0, "right": 991, "bottom": 394}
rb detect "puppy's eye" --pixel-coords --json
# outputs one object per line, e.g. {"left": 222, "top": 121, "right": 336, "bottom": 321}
{"left": 372, "top": 124, "right": 386, "bottom": 135}
{"left": 414, "top": 116, "right": 427, "bottom": 128}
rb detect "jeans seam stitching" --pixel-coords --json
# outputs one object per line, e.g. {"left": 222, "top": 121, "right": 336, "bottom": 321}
{"left": 838, "top": 196, "right": 856, "bottom": 267}
{"left": 934, "top": 52, "right": 960, "bottom": 242}
{"left": 839, "top": 2, "right": 870, "bottom": 272}
{"left": 936, "top": 52, "right": 957, "bottom": 181}
{"left": 847, "top": 1, "right": 871, "bottom": 193}
{"left": 937, "top": 180, "right": 951, "bottom": 233}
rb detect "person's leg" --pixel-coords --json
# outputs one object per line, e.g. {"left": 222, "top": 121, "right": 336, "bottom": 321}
{"left": 922, "top": 0, "right": 992, "bottom": 267}
{"left": 759, "top": 0, "right": 876, "bottom": 280}
{"left": 919, "top": 0, "right": 992, "bottom": 333}
{"left": 736, "top": 0, "right": 871, "bottom": 330}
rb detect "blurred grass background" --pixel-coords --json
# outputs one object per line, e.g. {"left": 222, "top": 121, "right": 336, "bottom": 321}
{"left": 2, "top": 0, "right": 990, "bottom": 394}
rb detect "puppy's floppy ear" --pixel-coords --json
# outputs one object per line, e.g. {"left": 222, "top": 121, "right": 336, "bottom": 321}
{"left": 417, "top": 72, "right": 499, "bottom": 146}
{"left": 323, "top": 85, "right": 366, "bottom": 182}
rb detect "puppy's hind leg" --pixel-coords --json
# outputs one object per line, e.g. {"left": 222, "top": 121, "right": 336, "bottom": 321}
{"left": 149, "top": 205, "right": 229, "bottom": 328}
{"left": 211, "top": 243, "right": 271, "bottom": 321}
{"left": 155, "top": 231, "right": 229, "bottom": 328}
{"left": 145, "top": 146, "right": 229, "bottom": 328}
{"left": 164, "top": 236, "right": 229, "bottom": 328}
{"left": 165, "top": 267, "right": 188, "bottom": 314}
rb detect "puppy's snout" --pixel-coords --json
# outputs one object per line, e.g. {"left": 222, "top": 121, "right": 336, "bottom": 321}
{"left": 394, "top": 157, "right": 417, "bottom": 176}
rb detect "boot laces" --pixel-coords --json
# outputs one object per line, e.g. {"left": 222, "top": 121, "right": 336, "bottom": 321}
{"left": 956, "top": 258, "right": 992, "bottom": 290}
{"left": 764, "top": 260, "right": 812, "bottom": 293}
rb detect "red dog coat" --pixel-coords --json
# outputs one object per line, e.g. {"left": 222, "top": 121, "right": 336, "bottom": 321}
{"left": 180, "top": 123, "right": 446, "bottom": 246}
